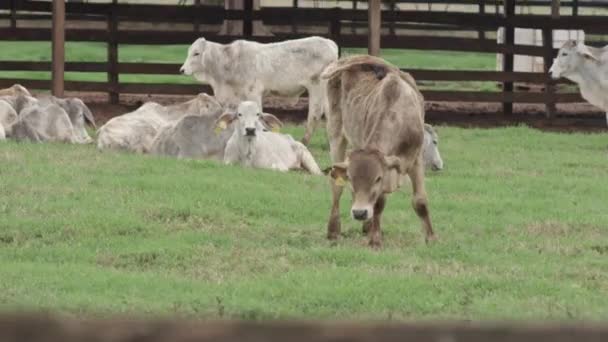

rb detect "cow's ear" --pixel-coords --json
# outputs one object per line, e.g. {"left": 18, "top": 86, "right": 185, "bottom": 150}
{"left": 424, "top": 123, "right": 434, "bottom": 134}
{"left": 576, "top": 43, "right": 599, "bottom": 62}
{"left": 327, "top": 162, "right": 349, "bottom": 187}
{"left": 214, "top": 112, "right": 236, "bottom": 134}
{"left": 196, "top": 37, "right": 207, "bottom": 51}
{"left": 384, "top": 155, "right": 403, "bottom": 173}
{"left": 261, "top": 113, "right": 283, "bottom": 133}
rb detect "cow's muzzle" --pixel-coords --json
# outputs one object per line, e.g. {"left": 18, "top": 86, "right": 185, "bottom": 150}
{"left": 245, "top": 128, "right": 256, "bottom": 136}
{"left": 352, "top": 209, "right": 368, "bottom": 221}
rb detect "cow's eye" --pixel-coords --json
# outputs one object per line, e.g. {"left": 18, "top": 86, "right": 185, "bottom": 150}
{"left": 257, "top": 113, "right": 261, "bottom": 117}
{"left": 238, "top": 113, "right": 242, "bottom": 117}
{"left": 561, "top": 53, "right": 568, "bottom": 57}
{"left": 375, "top": 176, "right": 382, "bottom": 183}
{"left": 193, "top": 52, "right": 200, "bottom": 56}
{"left": 433, "top": 140, "right": 438, "bottom": 145}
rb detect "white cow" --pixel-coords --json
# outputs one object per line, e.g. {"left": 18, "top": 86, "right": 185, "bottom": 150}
{"left": 0, "top": 100, "right": 18, "bottom": 140}
{"left": 180, "top": 36, "right": 339, "bottom": 145}
{"left": 215, "top": 101, "right": 322, "bottom": 175}
{"left": 0, "top": 118, "right": 5, "bottom": 141}
{"left": 38, "top": 96, "right": 96, "bottom": 144}
{"left": 97, "top": 93, "right": 219, "bottom": 153}
{"left": 150, "top": 95, "right": 230, "bottom": 159}
{"left": 423, "top": 124, "right": 444, "bottom": 172}
{"left": 0, "top": 84, "right": 31, "bottom": 97}
{"left": 549, "top": 40, "right": 608, "bottom": 126}
{"left": 11, "top": 104, "right": 83, "bottom": 143}
{"left": 0, "top": 95, "right": 39, "bottom": 138}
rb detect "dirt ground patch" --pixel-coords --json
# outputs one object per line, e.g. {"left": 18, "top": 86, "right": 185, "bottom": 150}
{"left": 66, "top": 91, "right": 607, "bottom": 133}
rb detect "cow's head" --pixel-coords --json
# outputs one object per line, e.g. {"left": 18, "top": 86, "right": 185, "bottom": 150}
{"left": 327, "top": 149, "right": 402, "bottom": 221}
{"left": 55, "top": 97, "right": 95, "bottom": 144}
{"left": 549, "top": 40, "right": 599, "bottom": 79}
{"left": 214, "top": 101, "right": 282, "bottom": 139}
{"left": 423, "top": 124, "right": 443, "bottom": 172}
{"left": 180, "top": 38, "right": 207, "bottom": 76}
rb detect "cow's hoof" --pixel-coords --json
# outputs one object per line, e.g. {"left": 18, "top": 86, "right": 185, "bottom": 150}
{"left": 368, "top": 239, "right": 382, "bottom": 249}
{"left": 425, "top": 234, "right": 438, "bottom": 245}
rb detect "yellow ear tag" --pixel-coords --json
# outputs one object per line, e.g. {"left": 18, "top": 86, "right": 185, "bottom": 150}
{"left": 271, "top": 126, "right": 280, "bottom": 133}
{"left": 335, "top": 176, "right": 346, "bottom": 187}
{"left": 214, "top": 121, "right": 227, "bottom": 135}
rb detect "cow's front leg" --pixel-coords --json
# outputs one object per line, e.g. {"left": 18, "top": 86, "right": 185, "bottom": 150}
{"left": 368, "top": 195, "right": 386, "bottom": 248}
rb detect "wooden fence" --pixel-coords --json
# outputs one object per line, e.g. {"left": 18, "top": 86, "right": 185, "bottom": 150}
{"left": 1, "top": 314, "right": 608, "bottom": 342}
{"left": 0, "top": 0, "right": 607, "bottom": 117}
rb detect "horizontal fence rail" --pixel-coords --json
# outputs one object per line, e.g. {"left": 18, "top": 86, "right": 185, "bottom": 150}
{"left": 0, "top": 0, "right": 605, "bottom": 115}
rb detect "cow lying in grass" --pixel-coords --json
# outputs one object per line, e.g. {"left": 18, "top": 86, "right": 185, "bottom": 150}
{"left": 214, "top": 101, "right": 322, "bottom": 175}
{"left": 2, "top": 94, "right": 95, "bottom": 144}
{"left": 97, "top": 93, "right": 220, "bottom": 153}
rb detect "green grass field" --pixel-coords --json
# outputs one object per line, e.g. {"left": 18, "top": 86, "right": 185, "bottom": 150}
{"left": 0, "top": 42, "right": 498, "bottom": 91}
{"left": 1, "top": 125, "right": 607, "bottom": 320}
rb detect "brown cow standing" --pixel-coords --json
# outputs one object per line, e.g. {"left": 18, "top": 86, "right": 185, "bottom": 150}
{"left": 322, "top": 55, "right": 436, "bottom": 248}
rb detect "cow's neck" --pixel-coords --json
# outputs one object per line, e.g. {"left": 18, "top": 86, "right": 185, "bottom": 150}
{"left": 569, "top": 61, "right": 607, "bottom": 109}
{"left": 202, "top": 42, "right": 228, "bottom": 87}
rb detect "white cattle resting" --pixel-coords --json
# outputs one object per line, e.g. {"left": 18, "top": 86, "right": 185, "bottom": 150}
{"left": 423, "top": 124, "right": 444, "bottom": 172}
{"left": 150, "top": 96, "right": 230, "bottom": 159}
{"left": 180, "top": 36, "right": 339, "bottom": 145}
{"left": 0, "top": 84, "right": 31, "bottom": 97}
{"left": 11, "top": 104, "right": 84, "bottom": 143}
{"left": 216, "top": 101, "right": 322, "bottom": 175}
{"left": 549, "top": 40, "right": 608, "bottom": 126}
{"left": 0, "top": 94, "right": 39, "bottom": 138}
{"left": 0, "top": 118, "right": 5, "bottom": 140}
{"left": 97, "top": 93, "right": 220, "bottom": 153}
{"left": 0, "top": 100, "right": 18, "bottom": 141}
{"left": 38, "top": 96, "right": 96, "bottom": 144}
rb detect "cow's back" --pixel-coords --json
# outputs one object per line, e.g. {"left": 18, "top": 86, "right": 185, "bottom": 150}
{"left": 97, "top": 103, "right": 166, "bottom": 152}
{"left": 334, "top": 62, "right": 424, "bottom": 160}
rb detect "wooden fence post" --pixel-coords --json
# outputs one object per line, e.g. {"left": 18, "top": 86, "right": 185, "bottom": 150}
{"left": 243, "top": 0, "right": 253, "bottom": 37}
{"left": 502, "top": 0, "right": 515, "bottom": 116}
{"left": 107, "top": 0, "right": 119, "bottom": 104}
{"left": 542, "top": 0, "right": 560, "bottom": 118}
{"left": 291, "top": 0, "right": 298, "bottom": 34}
{"left": 330, "top": 7, "right": 342, "bottom": 57}
{"left": 542, "top": 28, "right": 556, "bottom": 118}
{"left": 368, "top": 0, "right": 381, "bottom": 56}
{"left": 477, "top": 0, "right": 485, "bottom": 40}
{"left": 194, "top": 0, "right": 201, "bottom": 33}
{"left": 51, "top": 0, "right": 65, "bottom": 97}
{"left": 10, "top": 0, "right": 17, "bottom": 30}
{"left": 572, "top": 0, "right": 578, "bottom": 16}
{"left": 352, "top": 0, "right": 358, "bottom": 34}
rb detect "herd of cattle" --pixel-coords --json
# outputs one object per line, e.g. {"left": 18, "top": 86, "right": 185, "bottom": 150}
{"left": 0, "top": 35, "right": 604, "bottom": 247}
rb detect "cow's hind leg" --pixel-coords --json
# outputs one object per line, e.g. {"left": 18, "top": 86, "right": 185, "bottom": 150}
{"left": 302, "top": 85, "right": 324, "bottom": 146}
{"left": 408, "top": 158, "right": 437, "bottom": 243}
